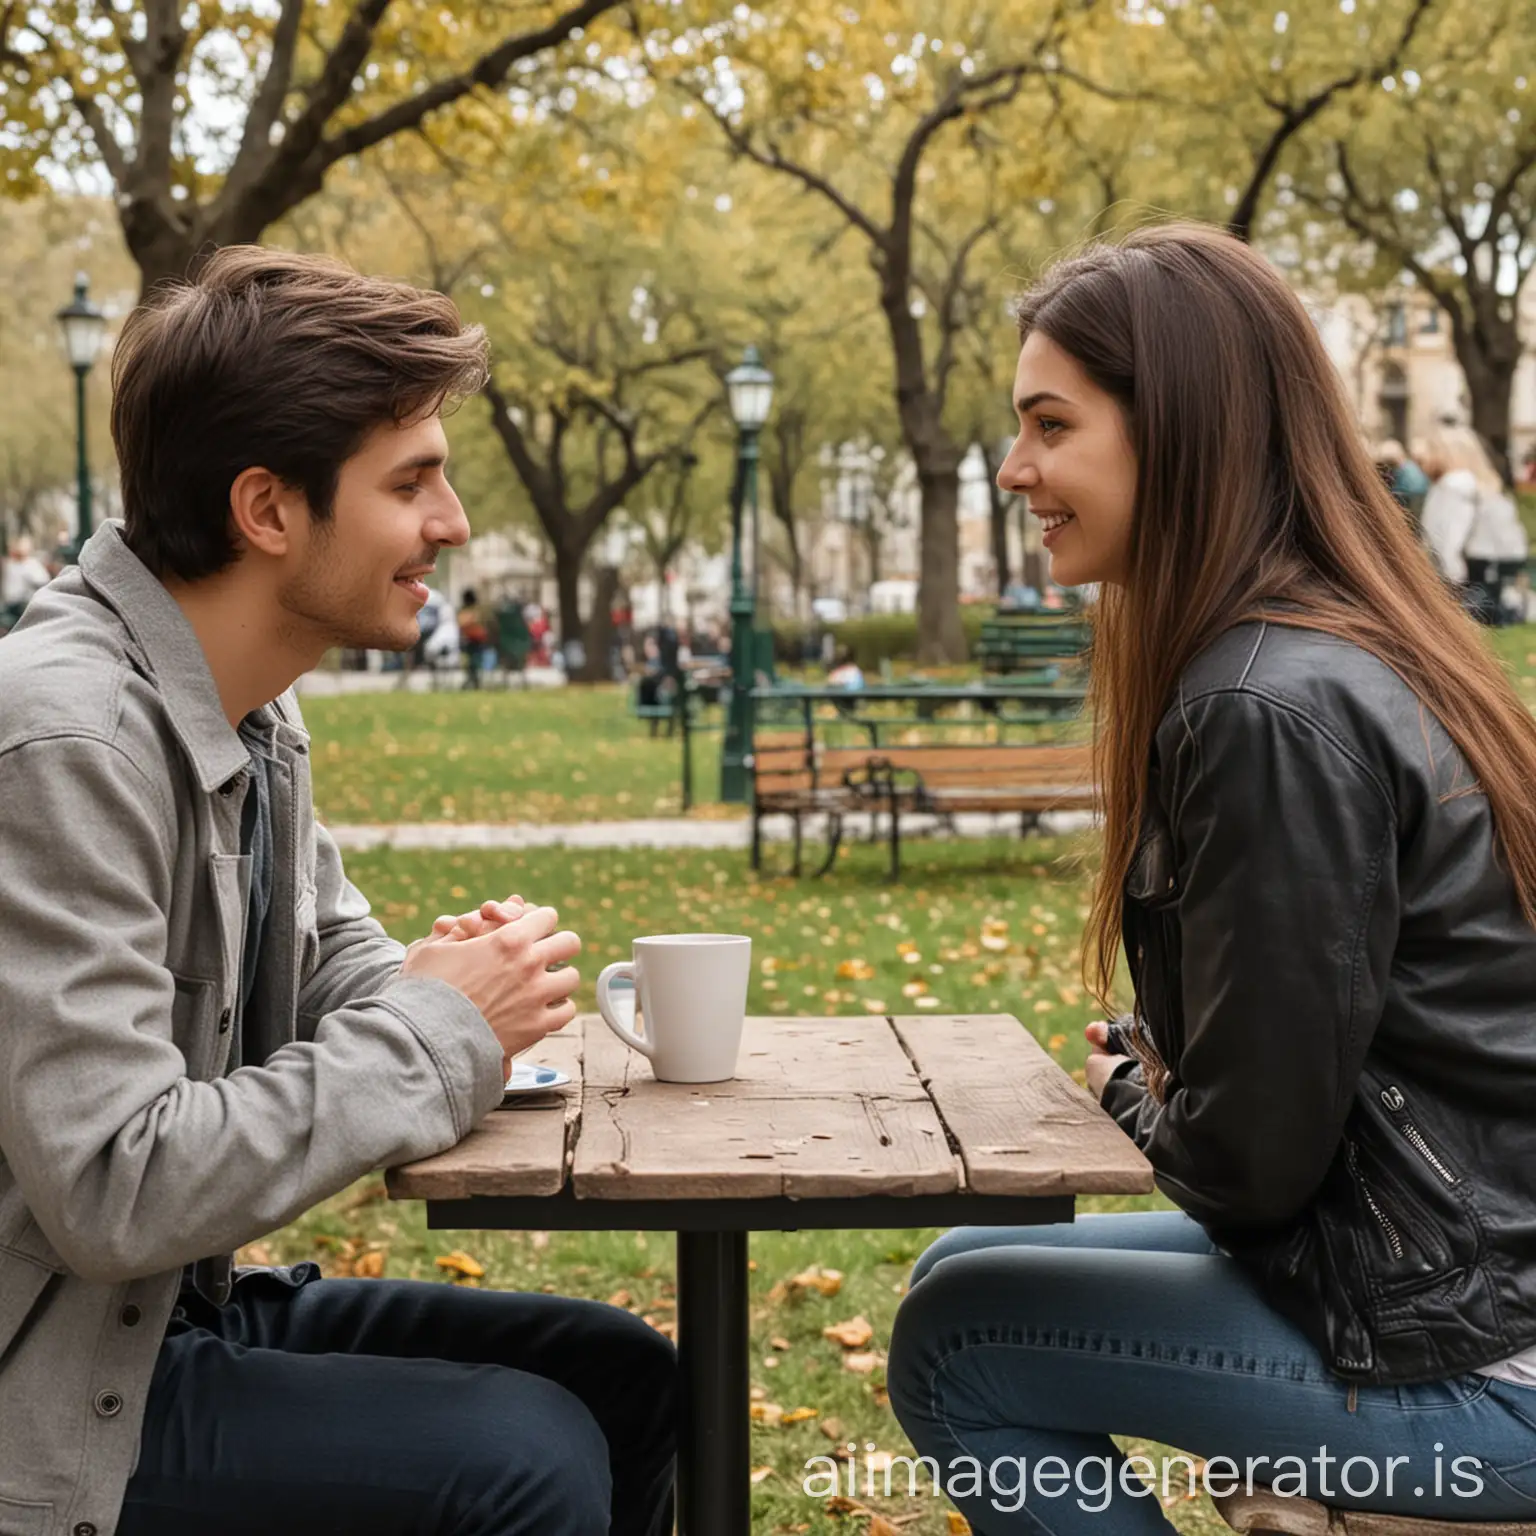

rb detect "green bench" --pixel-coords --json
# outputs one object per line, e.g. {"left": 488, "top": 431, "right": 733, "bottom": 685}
{"left": 976, "top": 616, "right": 1090, "bottom": 675}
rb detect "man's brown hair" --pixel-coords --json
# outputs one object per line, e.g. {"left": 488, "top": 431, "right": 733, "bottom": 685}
{"left": 111, "top": 247, "right": 489, "bottom": 581}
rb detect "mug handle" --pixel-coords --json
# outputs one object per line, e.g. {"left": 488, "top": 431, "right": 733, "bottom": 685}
{"left": 596, "top": 961, "right": 655, "bottom": 1059}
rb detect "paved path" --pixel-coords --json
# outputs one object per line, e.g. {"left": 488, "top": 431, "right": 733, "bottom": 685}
{"left": 324, "top": 810, "right": 1096, "bottom": 852}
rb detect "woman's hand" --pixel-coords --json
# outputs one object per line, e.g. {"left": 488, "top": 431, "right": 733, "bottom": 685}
{"left": 1084, "top": 1019, "right": 1133, "bottom": 1102}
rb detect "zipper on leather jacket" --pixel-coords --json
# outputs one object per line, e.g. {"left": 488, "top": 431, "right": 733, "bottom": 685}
{"left": 1379, "top": 1086, "right": 1460, "bottom": 1187}
{"left": 1346, "top": 1140, "right": 1405, "bottom": 1260}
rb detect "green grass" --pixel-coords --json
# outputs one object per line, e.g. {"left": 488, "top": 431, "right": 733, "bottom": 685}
{"left": 257, "top": 835, "right": 1226, "bottom": 1535}
{"left": 303, "top": 686, "right": 731, "bottom": 824}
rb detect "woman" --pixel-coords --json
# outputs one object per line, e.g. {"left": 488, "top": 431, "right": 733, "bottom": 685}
{"left": 886, "top": 223, "right": 1536, "bottom": 1534}
{"left": 1420, "top": 426, "right": 1529, "bottom": 624}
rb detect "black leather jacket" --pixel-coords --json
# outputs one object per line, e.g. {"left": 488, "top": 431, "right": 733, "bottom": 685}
{"left": 1099, "top": 620, "right": 1536, "bottom": 1385}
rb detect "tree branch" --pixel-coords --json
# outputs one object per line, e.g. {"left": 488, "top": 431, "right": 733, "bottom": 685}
{"left": 214, "top": 0, "right": 304, "bottom": 217}
{"left": 318, "top": 0, "right": 619, "bottom": 167}
{"left": 135, "top": 0, "right": 189, "bottom": 190}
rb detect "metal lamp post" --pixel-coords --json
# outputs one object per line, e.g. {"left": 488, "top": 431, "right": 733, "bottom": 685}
{"left": 719, "top": 345, "right": 774, "bottom": 804}
{"left": 55, "top": 274, "right": 108, "bottom": 564}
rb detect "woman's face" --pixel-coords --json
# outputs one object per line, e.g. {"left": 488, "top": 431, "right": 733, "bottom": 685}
{"left": 997, "top": 331, "right": 1138, "bottom": 587}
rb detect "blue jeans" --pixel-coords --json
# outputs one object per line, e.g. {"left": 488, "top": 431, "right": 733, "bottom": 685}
{"left": 887, "top": 1212, "right": 1536, "bottom": 1535}
{"left": 119, "top": 1264, "right": 676, "bottom": 1535}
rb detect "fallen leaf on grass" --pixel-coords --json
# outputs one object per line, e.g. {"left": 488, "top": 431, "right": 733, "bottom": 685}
{"left": 836, "top": 958, "right": 875, "bottom": 980}
{"left": 868, "top": 1518, "right": 901, "bottom": 1536}
{"left": 750, "top": 1401, "right": 784, "bottom": 1425}
{"left": 824, "top": 1495, "right": 872, "bottom": 1517}
{"left": 842, "top": 1351, "right": 883, "bottom": 1374}
{"left": 750, "top": 1466, "right": 775, "bottom": 1485}
{"left": 352, "top": 1249, "right": 386, "bottom": 1279}
{"left": 819, "top": 1416, "right": 846, "bottom": 1441}
{"left": 607, "top": 1288, "right": 633, "bottom": 1308}
{"left": 434, "top": 1250, "right": 484, "bottom": 1279}
{"left": 946, "top": 1515, "right": 973, "bottom": 1535}
{"left": 770, "top": 1335, "right": 791, "bottom": 1350}
{"left": 781, "top": 1407, "right": 819, "bottom": 1425}
{"left": 770, "top": 1267, "right": 844, "bottom": 1303}
{"left": 822, "top": 1316, "right": 874, "bottom": 1349}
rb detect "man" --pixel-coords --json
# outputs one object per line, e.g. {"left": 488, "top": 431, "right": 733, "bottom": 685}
{"left": 0, "top": 248, "right": 674, "bottom": 1536}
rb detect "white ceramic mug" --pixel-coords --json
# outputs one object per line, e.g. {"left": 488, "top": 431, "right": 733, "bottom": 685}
{"left": 595, "top": 934, "right": 751, "bottom": 1083}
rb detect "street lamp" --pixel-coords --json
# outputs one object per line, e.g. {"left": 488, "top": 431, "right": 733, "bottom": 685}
{"left": 55, "top": 274, "right": 108, "bottom": 564}
{"left": 719, "top": 345, "right": 774, "bottom": 803}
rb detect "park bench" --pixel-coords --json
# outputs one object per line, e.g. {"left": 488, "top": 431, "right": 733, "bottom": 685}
{"left": 976, "top": 615, "right": 1090, "bottom": 676}
{"left": 1215, "top": 1486, "right": 1536, "bottom": 1536}
{"left": 750, "top": 734, "right": 1095, "bottom": 879}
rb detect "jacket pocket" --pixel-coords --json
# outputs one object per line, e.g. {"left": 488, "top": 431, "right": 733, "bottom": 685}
{"left": 0, "top": 1231, "right": 63, "bottom": 1369}
{"left": 0, "top": 1495, "right": 52, "bottom": 1536}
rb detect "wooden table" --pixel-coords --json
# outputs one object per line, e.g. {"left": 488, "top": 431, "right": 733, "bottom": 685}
{"left": 386, "top": 1013, "right": 1153, "bottom": 1536}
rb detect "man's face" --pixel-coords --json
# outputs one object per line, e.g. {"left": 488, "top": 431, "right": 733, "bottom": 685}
{"left": 277, "top": 414, "right": 470, "bottom": 652}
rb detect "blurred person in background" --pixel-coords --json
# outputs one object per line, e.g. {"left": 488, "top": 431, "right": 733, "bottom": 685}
{"left": 2, "top": 534, "right": 52, "bottom": 621}
{"left": 456, "top": 585, "right": 494, "bottom": 689}
{"left": 1420, "top": 427, "right": 1529, "bottom": 624}
{"left": 1375, "top": 438, "right": 1429, "bottom": 532}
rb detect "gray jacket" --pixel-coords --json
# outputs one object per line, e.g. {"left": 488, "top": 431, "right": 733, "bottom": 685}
{"left": 0, "top": 523, "right": 507, "bottom": 1536}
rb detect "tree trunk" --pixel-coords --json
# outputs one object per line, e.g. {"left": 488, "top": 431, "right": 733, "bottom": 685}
{"left": 1457, "top": 343, "right": 1519, "bottom": 488}
{"left": 915, "top": 462, "right": 966, "bottom": 664}
{"left": 554, "top": 544, "right": 585, "bottom": 661}
{"left": 578, "top": 563, "right": 621, "bottom": 683}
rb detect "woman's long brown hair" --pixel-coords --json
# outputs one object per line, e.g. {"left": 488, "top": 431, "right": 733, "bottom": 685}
{"left": 1013, "top": 222, "right": 1536, "bottom": 1056}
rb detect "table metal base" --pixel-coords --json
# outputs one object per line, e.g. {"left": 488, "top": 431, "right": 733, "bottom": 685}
{"left": 678, "top": 1230, "right": 750, "bottom": 1536}
{"left": 424, "top": 1194, "right": 1077, "bottom": 1536}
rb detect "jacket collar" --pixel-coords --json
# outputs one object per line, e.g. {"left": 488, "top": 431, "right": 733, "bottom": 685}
{"left": 79, "top": 521, "right": 256, "bottom": 794}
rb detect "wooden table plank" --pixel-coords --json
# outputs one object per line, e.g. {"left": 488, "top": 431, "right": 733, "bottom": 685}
{"left": 583, "top": 1013, "right": 931, "bottom": 1099}
{"left": 575, "top": 1015, "right": 958, "bottom": 1200}
{"left": 384, "top": 1024, "right": 582, "bottom": 1200}
{"left": 888, "top": 1014, "right": 1154, "bottom": 1196}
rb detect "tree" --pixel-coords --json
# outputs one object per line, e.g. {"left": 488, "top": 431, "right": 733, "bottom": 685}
{"left": 0, "top": 0, "right": 627, "bottom": 295}
{"left": 1152, "top": 0, "right": 1436, "bottom": 242}
{"left": 1288, "top": 0, "right": 1536, "bottom": 478}
{"left": 666, "top": 0, "right": 1108, "bottom": 661}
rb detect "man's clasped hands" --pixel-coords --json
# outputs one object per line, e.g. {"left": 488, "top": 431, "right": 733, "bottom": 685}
{"left": 401, "top": 894, "right": 579, "bottom": 1084}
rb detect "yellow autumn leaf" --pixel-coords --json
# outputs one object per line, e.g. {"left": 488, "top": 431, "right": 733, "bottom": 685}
{"left": 1049, "top": 1033, "right": 1068, "bottom": 1051}
{"left": 947, "top": 1514, "right": 973, "bottom": 1534}
{"left": 861, "top": 998, "right": 888, "bottom": 1013}
{"left": 822, "top": 1315, "right": 874, "bottom": 1349}
{"left": 900, "top": 979, "right": 928, "bottom": 998}
{"left": 836, "top": 958, "right": 875, "bottom": 980}
{"left": 750, "top": 1466, "right": 775, "bottom": 1484}
{"left": 352, "top": 1249, "right": 386, "bottom": 1279}
{"left": 434, "top": 1249, "right": 484, "bottom": 1278}
{"left": 781, "top": 1406, "right": 819, "bottom": 1424}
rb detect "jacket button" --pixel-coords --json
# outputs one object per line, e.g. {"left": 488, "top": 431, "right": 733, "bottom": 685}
{"left": 94, "top": 1390, "right": 123, "bottom": 1417}
{"left": 74, "top": 1524, "right": 97, "bottom": 1536}
{"left": 218, "top": 1007, "right": 232, "bottom": 1033}
{"left": 119, "top": 1304, "right": 141, "bottom": 1327}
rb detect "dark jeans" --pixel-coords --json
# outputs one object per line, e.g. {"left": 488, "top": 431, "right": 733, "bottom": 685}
{"left": 119, "top": 1264, "right": 676, "bottom": 1536}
